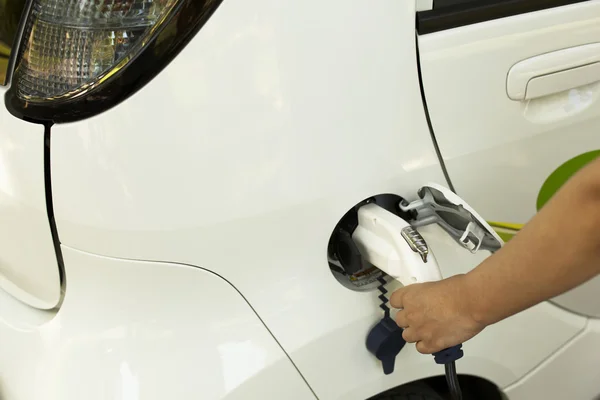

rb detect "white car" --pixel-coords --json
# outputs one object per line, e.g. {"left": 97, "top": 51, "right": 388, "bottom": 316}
{"left": 1, "top": 0, "right": 600, "bottom": 399}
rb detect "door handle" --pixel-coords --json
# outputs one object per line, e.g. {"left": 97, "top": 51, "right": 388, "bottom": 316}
{"left": 507, "top": 42, "right": 600, "bottom": 101}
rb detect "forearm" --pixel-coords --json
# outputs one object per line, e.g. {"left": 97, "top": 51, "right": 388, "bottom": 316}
{"left": 465, "top": 158, "right": 600, "bottom": 326}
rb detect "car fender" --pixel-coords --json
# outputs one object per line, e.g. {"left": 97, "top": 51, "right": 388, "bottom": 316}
{"left": 0, "top": 246, "right": 315, "bottom": 400}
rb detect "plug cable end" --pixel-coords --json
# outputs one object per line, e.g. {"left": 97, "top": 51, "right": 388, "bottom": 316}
{"left": 444, "top": 361, "right": 463, "bottom": 400}
{"left": 433, "top": 344, "right": 464, "bottom": 400}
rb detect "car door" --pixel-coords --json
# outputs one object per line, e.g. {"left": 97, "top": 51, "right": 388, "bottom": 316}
{"left": 0, "top": 1, "right": 62, "bottom": 310}
{"left": 417, "top": 0, "right": 600, "bottom": 316}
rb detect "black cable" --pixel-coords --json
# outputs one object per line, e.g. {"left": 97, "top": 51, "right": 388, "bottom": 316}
{"left": 445, "top": 361, "right": 463, "bottom": 400}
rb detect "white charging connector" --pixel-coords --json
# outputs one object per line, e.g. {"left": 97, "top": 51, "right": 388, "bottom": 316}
{"left": 351, "top": 203, "right": 443, "bottom": 287}
{"left": 358, "top": 201, "right": 465, "bottom": 399}
{"left": 359, "top": 186, "right": 502, "bottom": 396}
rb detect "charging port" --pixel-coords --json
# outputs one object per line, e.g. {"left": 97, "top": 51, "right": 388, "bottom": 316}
{"left": 327, "top": 194, "right": 415, "bottom": 291}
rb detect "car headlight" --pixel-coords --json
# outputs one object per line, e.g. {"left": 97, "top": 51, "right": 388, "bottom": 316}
{"left": 15, "top": 0, "right": 179, "bottom": 102}
{"left": 5, "top": 0, "right": 222, "bottom": 123}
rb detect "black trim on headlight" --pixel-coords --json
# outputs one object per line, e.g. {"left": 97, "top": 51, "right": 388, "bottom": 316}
{"left": 5, "top": 0, "right": 223, "bottom": 123}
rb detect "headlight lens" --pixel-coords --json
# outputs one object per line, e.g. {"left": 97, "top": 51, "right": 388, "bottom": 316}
{"left": 14, "top": 0, "right": 178, "bottom": 102}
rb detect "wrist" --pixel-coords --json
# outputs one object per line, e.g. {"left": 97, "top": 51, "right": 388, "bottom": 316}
{"left": 460, "top": 271, "right": 493, "bottom": 328}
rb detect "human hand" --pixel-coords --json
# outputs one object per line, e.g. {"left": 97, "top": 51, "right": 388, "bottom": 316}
{"left": 389, "top": 274, "right": 486, "bottom": 354}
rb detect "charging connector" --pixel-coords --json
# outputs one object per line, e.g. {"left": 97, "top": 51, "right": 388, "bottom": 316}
{"left": 355, "top": 201, "right": 464, "bottom": 398}
{"left": 348, "top": 185, "right": 502, "bottom": 399}
{"left": 352, "top": 203, "right": 443, "bottom": 287}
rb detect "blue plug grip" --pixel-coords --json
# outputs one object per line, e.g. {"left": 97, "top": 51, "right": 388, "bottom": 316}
{"left": 366, "top": 317, "right": 406, "bottom": 375}
{"left": 433, "top": 344, "right": 463, "bottom": 364}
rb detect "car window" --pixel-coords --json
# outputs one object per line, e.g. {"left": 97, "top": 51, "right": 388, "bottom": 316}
{"left": 417, "top": 0, "right": 588, "bottom": 34}
{"left": 0, "top": 0, "right": 26, "bottom": 85}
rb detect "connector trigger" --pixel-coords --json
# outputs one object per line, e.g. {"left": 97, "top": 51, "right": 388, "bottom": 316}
{"left": 366, "top": 317, "right": 406, "bottom": 375}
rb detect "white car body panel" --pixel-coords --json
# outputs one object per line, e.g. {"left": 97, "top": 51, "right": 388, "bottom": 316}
{"left": 44, "top": 0, "right": 592, "bottom": 398}
{"left": 0, "top": 99, "right": 61, "bottom": 309}
{"left": 505, "top": 318, "right": 600, "bottom": 399}
{"left": 0, "top": 246, "right": 315, "bottom": 400}
{"left": 418, "top": 1, "right": 600, "bottom": 318}
{"left": 1, "top": 0, "right": 600, "bottom": 399}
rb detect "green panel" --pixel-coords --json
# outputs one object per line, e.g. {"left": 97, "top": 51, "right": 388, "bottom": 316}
{"left": 488, "top": 151, "right": 600, "bottom": 242}
{"left": 496, "top": 230, "right": 516, "bottom": 242}
{"left": 536, "top": 150, "right": 600, "bottom": 211}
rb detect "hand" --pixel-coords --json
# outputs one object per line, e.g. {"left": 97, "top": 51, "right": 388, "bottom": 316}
{"left": 389, "top": 274, "right": 486, "bottom": 354}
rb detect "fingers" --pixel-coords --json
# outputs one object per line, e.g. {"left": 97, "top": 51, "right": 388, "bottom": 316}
{"left": 404, "top": 329, "right": 442, "bottom": 353}
{"left": 395, "top": 310, "right": 409, "bottom": 329}
{"left": 416, "top": 341, "right": 435, "bottom": 354}
{"left": 417, "top": 339, "right": 450, "bottom": 354}
{"left": 401, "top": 327, "right": 418, "bottom": 343}
{"left": 389, "top": 287, "right": 405, "bottom": 309}
{"left": 390, "top": 282, "right": 457, "bottom": 355}
{"left": 398, "top": 316, "right": 450, "bottom": 354}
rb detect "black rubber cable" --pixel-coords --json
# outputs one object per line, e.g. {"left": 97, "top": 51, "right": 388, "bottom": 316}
{"left": 445, "top": 361, "right": 463, "bottom": 400}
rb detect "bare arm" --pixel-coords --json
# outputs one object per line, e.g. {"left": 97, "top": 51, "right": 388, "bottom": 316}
{"left": 465, "top": 156, "right": 600, "bottom": 325}
{"left": 390, "top": 156, "right": 600, "bottom": 354}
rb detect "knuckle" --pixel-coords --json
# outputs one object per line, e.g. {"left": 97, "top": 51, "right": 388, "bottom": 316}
{"left": 395, "top": 314, "right": 404, "bottom": 326}
{"left": 422, "top": 331, "right": 433, "bottom": 342}
{"left": 402, "top": 329, "right": 416, "bottom": 343}
{"left": 435, "top": 338, "right": 447, "bottom": 350}
{"left": 416, "top": 342, "right": 431, "bottom": 354}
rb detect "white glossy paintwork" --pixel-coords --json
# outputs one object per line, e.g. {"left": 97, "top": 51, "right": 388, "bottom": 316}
{"left": 524, "top": 62, "right": 600, "bottom": 101}
{"left": 506, "top": 42, "right": 600, "bottom": 101}
{"left": 505, "top": 318, "right": 600, "bottom": 400}
{"left": 416, "top": 0, "right": 433, "bottom": 12}
{"left": 0, "top": 246, "right": 315, "bottom": 400}
{"left": 0, "top": 89, "right": 61, "bottom": 310}
{"left": 418, "top": 1, "right": 600, "bottom": 318}
{"left": 46, "top": 0, "right": 590, "bottom": 398}
{"left": 552, "top": 277, "right": 600, "bottom": 317}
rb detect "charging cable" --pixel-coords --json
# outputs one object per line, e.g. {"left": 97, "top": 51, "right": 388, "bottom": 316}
{"left": 445, "top": 361, "right": 462, "bottom": 400}
{"left": 433, "top": 345, "right": 464, "bottom": 400}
